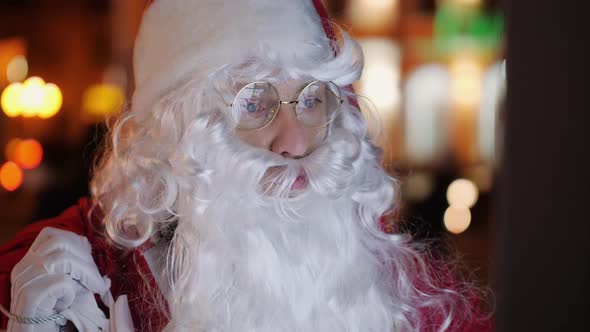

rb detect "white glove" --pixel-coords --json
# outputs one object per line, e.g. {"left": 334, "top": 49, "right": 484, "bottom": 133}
{"left": 8, "top": 227, "right": 110, "bottom": 332}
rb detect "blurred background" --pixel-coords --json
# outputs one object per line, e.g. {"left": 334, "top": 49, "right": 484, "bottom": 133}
{"left": 0, "top": 0, "right": 503, "bottom": 294}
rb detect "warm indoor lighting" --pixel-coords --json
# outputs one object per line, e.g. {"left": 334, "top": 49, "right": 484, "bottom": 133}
{"left": 0, "top": 77, "right": 62, "bottom": 118}
{"left": 446, "top": 178, "right": 479, "bottom": 208}
{"left": 83, "top": 84, "right": 125, "bottom": 117}
{"left": 444, "top": 206, "right": 471, "bottom": 234}
{"left": 6, "top": 55, "right": 28, "bottom": 83}
{"left": 38, "top": 83, "right": 63, "bottom": 119}
{"left": 450, "top": 55, "right": 483, "bottom": 109}
{"left": 347, "top": 0, "right": 398, "bottom": 31}
{"left": 358, "top": 39, "right": 401, "bottom": 121}
{"left": 1, "top": 83, "right": 24, "bottom": 117}
{"left": 20, "top": 77, "right": 46, "bottom": 117}
{"left": 404, "top": 64, "right": 450, "bottom": 164}
{"left": 0, "top": 161, "right": 23, "bottom": 192}
{"left": 14, "top": 139, "right": 43, "bottom": 170}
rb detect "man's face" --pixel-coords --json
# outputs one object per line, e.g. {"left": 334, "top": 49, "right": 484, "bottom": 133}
{"left": 235, "top": 80, "right": 328, "bottom": 157}
{"left": 235, "top": 80, "right": 328, "bottom": 191}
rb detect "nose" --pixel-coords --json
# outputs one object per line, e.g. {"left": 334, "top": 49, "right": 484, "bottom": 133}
{"left": 269, "top": 104, "right": 310, "bottom": 158}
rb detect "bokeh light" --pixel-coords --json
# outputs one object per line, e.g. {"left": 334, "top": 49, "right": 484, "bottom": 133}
{"left": 1, "top": 83, "right": 24, "bottom": 117}
{"left": 450, "top": 55, "right": 483, "bottom": 109}
{"left": 20, "top": 77, "right": 47, "bottom": 117}
{"left": 444, "top": 206, "right": 472, "bottom": 234}
{"left": 82, "top": 84, "right": 125, "bottom": 117}
{"left": 347, "top": 0, "right": 399, "bottom": 31}
{"left": 0, "top": 77, "right": 62, "bottom": 118}
{"left": 0, "top": 161, "right": 23, "bottom": 192}
{"left": 14, "top": 139, "right": 43, "bottom": 170}
{"left": 404, "top": 64, "right": 450, "bottom": 164}
{"left": 447, "top": 178, "right": 479, "bottom": 208}
{"left": 6, "top": 55, "right": 28, "bottom": 83}
{"left": 38, "top": 83, "right": 63, "bottom": 119}
{"left": 358, "top": 39, "right": 401, "bottom": 120}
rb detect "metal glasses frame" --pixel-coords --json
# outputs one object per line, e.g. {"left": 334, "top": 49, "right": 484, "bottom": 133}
{"left": 229, "top": 80, "right": 344, "bottom": 131}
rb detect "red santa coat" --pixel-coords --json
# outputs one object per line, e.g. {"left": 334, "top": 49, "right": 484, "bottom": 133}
{"left": 0, "top": 198, "right": 493, "bottom": 331}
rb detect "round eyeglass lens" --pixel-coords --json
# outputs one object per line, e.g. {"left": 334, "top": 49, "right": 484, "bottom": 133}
{"left": 232, "top": 82, "right": 279, "bottom": 129}
{"left": 295, "top": 81, "right": 342, "bottom": 127}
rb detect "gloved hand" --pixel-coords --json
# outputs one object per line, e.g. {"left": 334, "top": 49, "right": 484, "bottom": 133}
{"left": 8, "top": 227, "right": 110, "bottom": 332}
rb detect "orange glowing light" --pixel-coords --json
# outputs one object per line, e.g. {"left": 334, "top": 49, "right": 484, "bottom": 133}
{"left": 0, "top": 161, "right": 23, "bottom": 192}
{"left": 14, "top": 139, "right": 43, "bottom": 170}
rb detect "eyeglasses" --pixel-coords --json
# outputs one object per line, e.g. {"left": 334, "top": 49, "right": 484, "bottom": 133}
{"left": 229, "top": 81, "right": 344, "bottom": 130}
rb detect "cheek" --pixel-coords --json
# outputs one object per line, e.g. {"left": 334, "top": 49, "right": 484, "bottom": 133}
{"left": 307, "top": 126, "right": 328, "bottom": 147}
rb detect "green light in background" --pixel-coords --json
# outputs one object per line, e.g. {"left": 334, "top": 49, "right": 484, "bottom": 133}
{"left": 434, "top": 4, "right": 504, "bottom": 56}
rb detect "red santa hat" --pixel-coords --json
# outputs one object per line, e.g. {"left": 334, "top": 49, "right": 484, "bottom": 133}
{"left": 132, "top": 0, "right": 336, "bottom": 111}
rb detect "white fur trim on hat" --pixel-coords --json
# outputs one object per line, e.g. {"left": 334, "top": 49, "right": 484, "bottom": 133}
{"left": 132, "top": 0, "right": 330, "bottom": 111}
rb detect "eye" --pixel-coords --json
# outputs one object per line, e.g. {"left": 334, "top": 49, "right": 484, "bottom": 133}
{"left": 239, "top": 98, "right": 262, "bottom": 113}
{"left": 239, "top": 98, "right": 268, "bottom": 119}
{"left": 246, "top": 102, "right": 258, "bottom": 113}
{"left": 302, "top": 97, "right": 322, "bottom": 109}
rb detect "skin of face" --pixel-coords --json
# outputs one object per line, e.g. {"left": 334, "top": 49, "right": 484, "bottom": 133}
{"left": 235, "top": 80, "right": 328, "bottom": 159}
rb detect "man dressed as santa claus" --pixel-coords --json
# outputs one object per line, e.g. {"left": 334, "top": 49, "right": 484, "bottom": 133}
{"left": 0, "top": 0, "right": 491, "bottom": 331}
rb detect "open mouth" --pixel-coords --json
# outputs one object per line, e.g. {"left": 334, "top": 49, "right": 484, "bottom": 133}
{"left": 291, "top": 170, "right": 309, "bottom": 191}
{"left": 262, "top": 166, "right": 308, "bottom": 192}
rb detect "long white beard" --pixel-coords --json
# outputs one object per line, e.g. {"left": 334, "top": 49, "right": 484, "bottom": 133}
{"left": 161, "top": 121, "right": 399, "bottom": 332}
{"left": 169, "top": 194, "right": 395, "bottom": 332}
